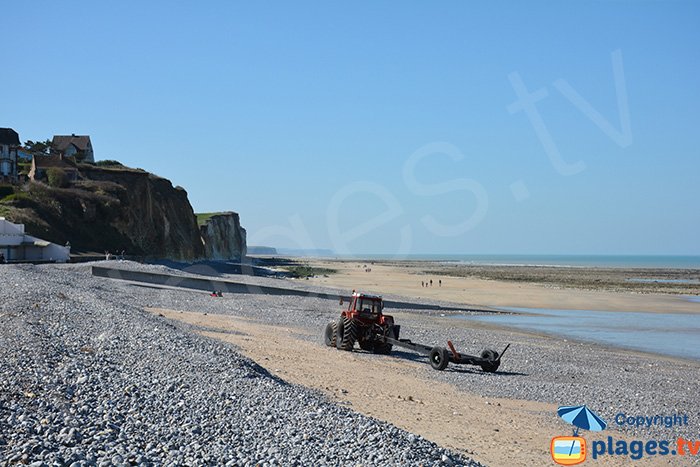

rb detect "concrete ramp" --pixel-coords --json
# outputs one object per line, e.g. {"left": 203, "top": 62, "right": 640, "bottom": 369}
{"left": 92, "top": 265, "right": 484, "bottom": 313}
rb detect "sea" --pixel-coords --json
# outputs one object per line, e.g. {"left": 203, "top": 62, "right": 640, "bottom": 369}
{"left": 334, "top": 254, "right": 700, "bottom": 269}
{"left": 456, "top": 307, "right": 700, "bottom": 361}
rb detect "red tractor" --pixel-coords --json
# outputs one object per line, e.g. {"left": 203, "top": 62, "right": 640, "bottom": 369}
{"left": 324, "top": 291, "right": 509, "bottom": 372}
{"left": 324, "top": 292, "right": 399, "bottom": 354}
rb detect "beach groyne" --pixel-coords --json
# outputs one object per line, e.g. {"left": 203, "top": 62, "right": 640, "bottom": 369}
{"left": 90, "top": 265, "right": 484, "bottom": 312}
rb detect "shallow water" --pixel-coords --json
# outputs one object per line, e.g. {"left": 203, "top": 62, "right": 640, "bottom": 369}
{"left": 339, "top": 254, "right": 700, "bottom": 268}
{"left": 456, "top": 307, "right": 700, "bottom": 361}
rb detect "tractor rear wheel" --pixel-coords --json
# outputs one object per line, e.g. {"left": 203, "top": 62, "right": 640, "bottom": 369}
{"left": 335, "top": 317, "right": 357, "bottom": 351}
{"left": 324, "top": 321, "right": 337, "bottom": 347}
{"left": 429, "top": 346, "right": 450, "bottom": 371}
{"left": 479, "top": 349, "right": 500, "bottom": 373}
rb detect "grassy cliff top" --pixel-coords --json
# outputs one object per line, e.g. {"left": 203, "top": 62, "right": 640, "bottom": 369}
{"left": 195, "top": 212, "right": 239, "bottom": 226}
{"left": 196, "top": 212, "right": 221, "bottom": 226}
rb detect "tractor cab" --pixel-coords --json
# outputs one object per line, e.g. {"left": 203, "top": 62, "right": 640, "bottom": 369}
{"left": 348, "top": 292, "right": 383, "bottom": 318}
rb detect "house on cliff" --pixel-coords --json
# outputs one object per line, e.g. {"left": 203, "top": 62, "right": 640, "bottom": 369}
{"left": 28, "top": 155, "right": 79, "bottom": 182}
{"left": 0, "top": 128, "right": 20, "bottom": 183}
{"left": 0, "top": 217, "right": 70, "bottom": 263}
{"left": 51, "top": 134, "right": 94, "bottom": 163}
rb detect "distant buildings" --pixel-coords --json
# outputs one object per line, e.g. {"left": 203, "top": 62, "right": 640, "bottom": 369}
{"left": 51, "top": 134, "right": 94, "bottom": 163}
{"left": 0, "top": 128, "right": 20, "bottom": 183}
{"left": 1, "top": 127, "right": 96, "bottom": 185}
{"left": 0, "top": 217, "right": 70, "bottom": 263}
{"left": 28, "top": 154, "right": 80, "bottom": 182}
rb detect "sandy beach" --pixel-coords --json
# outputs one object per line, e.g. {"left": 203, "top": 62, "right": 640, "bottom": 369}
{"left": 151, "top": 307, "right": 699, "bottom": 466}
{"left": 145, "top": 259, "right": 700, "bottom": 465}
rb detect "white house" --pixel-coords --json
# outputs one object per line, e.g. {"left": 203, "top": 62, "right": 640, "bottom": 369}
{"left": 0, "top": 217, "right": 70, "bottom": 263}
{"left": 0, "top": 128, "right": 20, "bottom": 183}
{"left": 52, "top": 134, "right": 94, "bottom": 163}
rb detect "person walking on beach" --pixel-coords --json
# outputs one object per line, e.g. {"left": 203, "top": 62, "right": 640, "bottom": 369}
{"left": 430, "top": 279, "right": 433, "bottom": 287}
{"left": 439, "top": 279, "right": 442, "bottom": 287}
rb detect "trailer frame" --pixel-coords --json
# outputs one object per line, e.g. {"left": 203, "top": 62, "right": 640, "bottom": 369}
{"left": 382, "top": 330, "right": 510, "bottom": 372}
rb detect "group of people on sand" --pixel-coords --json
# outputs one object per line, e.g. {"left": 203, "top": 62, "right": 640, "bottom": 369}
{"left": 421, "top": 279, "right": 441, "bottom": 287}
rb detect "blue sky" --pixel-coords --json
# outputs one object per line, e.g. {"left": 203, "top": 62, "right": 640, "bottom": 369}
{"left": 4, "top": 1, "right": 699, "bottom": 254}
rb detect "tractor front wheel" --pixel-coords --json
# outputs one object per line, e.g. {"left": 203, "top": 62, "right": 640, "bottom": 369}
{"left": 359, "top": 339, "right": 374, "bottom": 351}
{"left": 335, "top": 317, "right": 357, "bottom": 351}
{"left": 324, "top": 321, "right": 337, "bottom": 347}
{"left": 429, "top": 346, "right": 450, "bottom": 371}
{"left": 373, "top": 324, "right": 396, "bottom": 354}
{"left": 373, "top": 342, "right": 393, "bottom": 355}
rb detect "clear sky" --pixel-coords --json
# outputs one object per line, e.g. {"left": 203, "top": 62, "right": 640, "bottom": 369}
{"left": 4, "top": 1, "right": 699, "bottom": 255}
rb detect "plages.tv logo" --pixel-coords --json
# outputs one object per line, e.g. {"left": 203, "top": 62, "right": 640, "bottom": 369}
{"left": 551, "top": 405, "right": 607, "bottom": 465}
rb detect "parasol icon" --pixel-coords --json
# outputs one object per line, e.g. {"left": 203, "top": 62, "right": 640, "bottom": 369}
{"left": 557, "top": 405, "right": 607, "bottom": 434}
{"left": 557, "top": 405, "right": 607, "bottom": 457}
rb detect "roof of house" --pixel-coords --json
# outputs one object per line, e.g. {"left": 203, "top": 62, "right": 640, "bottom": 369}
{"left": 33, "top": 155, "right": 78, "bottom": 170}
{"left": 0, "top": 128, "right": 20, "bottom": 146}
{"left": 52, "top": 134, "right": 92, "bottom": 152}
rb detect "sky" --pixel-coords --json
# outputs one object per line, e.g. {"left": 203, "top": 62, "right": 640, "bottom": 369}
{"left": 3, "top": 1, "right": 699, "bottom": 255}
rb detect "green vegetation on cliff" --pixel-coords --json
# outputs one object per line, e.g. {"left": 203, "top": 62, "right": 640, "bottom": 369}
{"left": 196, "top": 212, "right": 221, "bottom": 226}
{"left": 0, "top": 163, "right": 205, "bottom": 260}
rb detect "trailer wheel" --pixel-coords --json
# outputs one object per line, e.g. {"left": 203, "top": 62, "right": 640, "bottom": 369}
{"left": 324, "top": 321, "right": 337, "bottom": 347}
{"left": 336, "top": 317, "right": 357, "bottom": 351}
{"left": 480, "top": 349, "right": 500, "bottom": 373}
{"left": 429, "top": 346, "right": 450, "bottom": 371}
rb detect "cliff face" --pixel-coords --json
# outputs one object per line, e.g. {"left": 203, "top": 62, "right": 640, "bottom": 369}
{"left": 80, "top": 166, "right": 206, "bottom": 260}
{"left": 1, "top": 165, "right": 205, "bottom": 261}
{"left": 199, "top": 212, "right": 247, "bottom": 261}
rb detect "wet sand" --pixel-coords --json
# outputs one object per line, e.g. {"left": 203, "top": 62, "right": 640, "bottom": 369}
{"left": 300, "top": 260, "right": 700, "bottom": 314}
